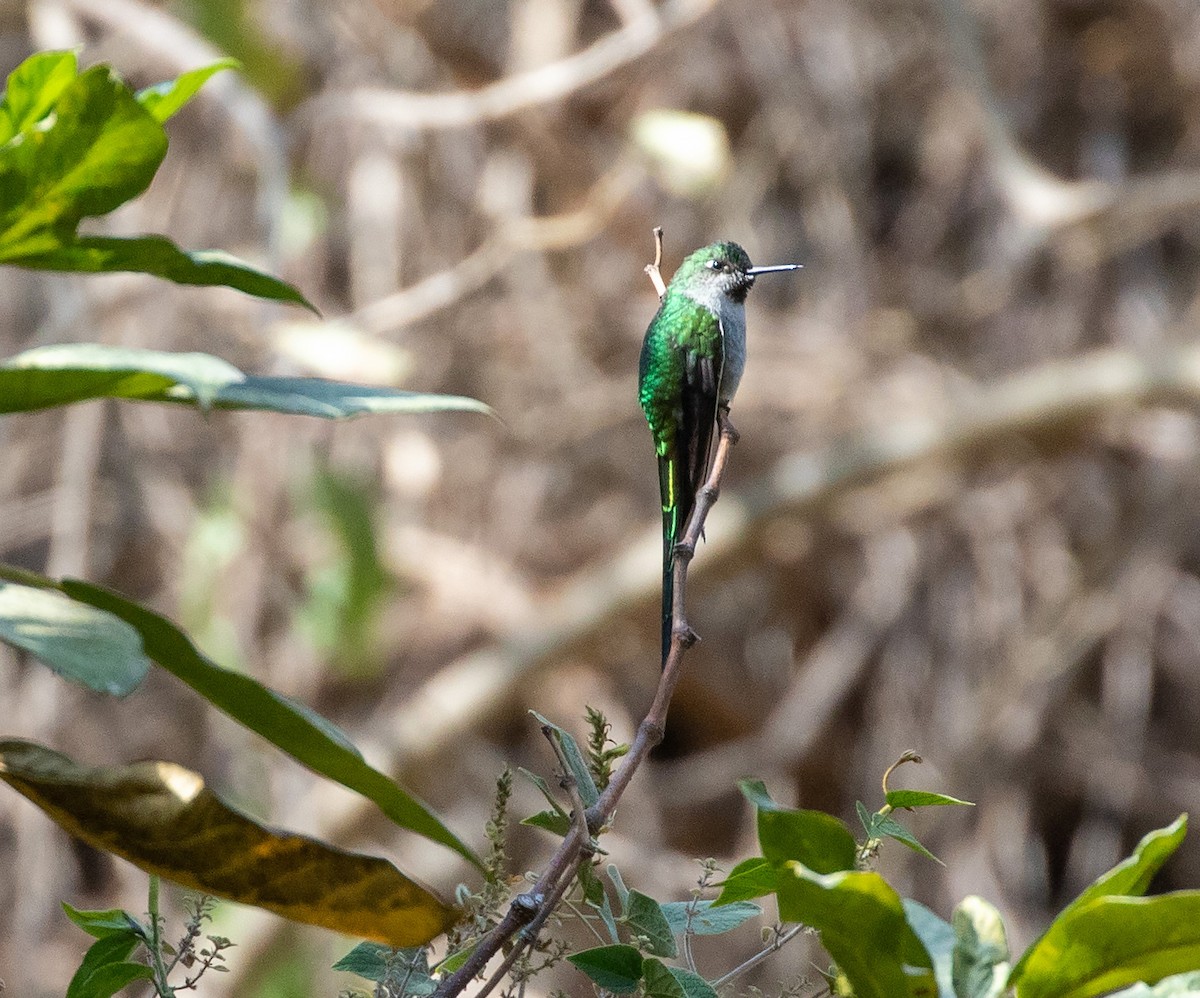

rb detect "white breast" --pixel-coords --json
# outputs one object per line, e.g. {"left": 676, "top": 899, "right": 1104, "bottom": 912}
{"left": 717, "top": 299, "right": 747, "bottom": 405}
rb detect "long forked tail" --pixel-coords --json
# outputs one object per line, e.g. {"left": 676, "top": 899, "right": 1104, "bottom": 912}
{"left": 658, "top": 453, "right": 689, "bottom": 668}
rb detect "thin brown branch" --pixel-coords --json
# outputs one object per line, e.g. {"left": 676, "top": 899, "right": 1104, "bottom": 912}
{"left": 351, "top": 160, "right": 639, "bottom": 334}
{"left": 644, "top": 226, "right": 667, "bottom": 299}
{"left": 306, "top": 0, "right": 716, "bottom": 133}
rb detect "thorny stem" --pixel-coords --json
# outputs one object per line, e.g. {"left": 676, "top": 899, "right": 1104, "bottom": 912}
{"left": 431, "top": 229, "right": 739, "bottom": 998}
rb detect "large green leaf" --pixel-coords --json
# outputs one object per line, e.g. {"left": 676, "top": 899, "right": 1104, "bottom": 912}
{"left": 903, "top": 899, "right": 955, "bottom": 998}
{"left": 0, "top": 343, "right": 492, "bottom": 418}
{"left": 740, "top": 778, "right": 858, "bottom": 874}
{"left": 0, "top": 52, "right": 311, "bottom": 307}
{"left": 623, "top": 890, "right": 677, "bottom": 957}
{"left": 952, "top": 896, "right": 1010, "bottom": 998}
{"left": 0, "top": 577, "right": 148, "bottom": 695}
{"left": 1011, "top": 816, "right": 1188, "bottom": 985}
{"left": 10, "top": 236, "right": 314, "bottom": 311}
{"left": 0, "top": 51, "right": 78, "bottom": 144}
{"left": 713, "top": 856, "right": 776, "bottom": 905}
{"left": 0, "top": 64, "right": 166, "bottom": 257}
{"left": 65, "top": 931, "right": 154, "bottom": 998}
{"left": 0, "top": 564, "right": 480, "bottom": 869}
{"left": 567, "top": 945, "right": 644, "bottom": 994}
{"left": 776, "top": 862, "right": 936, "bottom": 998}
{"left": 135, "top": 58, "right": 239, "bottom": 123}
{"left": 1009, "top": 894, "right": 1200, "bottom": 998}
{"left": 0, "top": 343, "right": 244, "bottom": 411}
{"left": 56, "top": 577, "right": 481, "bottom": 869}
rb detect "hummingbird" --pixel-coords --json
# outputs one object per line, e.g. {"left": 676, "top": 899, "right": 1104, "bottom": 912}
{"left": 638, "top": 241, "right": 800, "bottom": 666}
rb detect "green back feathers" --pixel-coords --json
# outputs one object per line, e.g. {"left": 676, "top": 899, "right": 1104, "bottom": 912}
{"left": 638, "top": 293, "right": 720, "bottom": 455}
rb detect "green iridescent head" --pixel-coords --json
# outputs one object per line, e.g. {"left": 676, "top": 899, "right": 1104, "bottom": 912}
{"left": 668, "top": 241, "right": 800, "bottom": 304}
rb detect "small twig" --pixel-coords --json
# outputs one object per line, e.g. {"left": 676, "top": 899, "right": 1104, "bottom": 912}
{"left": 644, "top": 226, "right": 667, "bottom": 298}
{"left": 710, "top": 924, "right": 807, "bottom": 989}
{"left": 881, "top": 750, "right": 922, "bottom": 796}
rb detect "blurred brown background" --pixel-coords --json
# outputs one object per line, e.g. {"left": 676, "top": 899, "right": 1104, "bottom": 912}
{"left": 4, "top": 0, "right": 1200, "bottom": 993}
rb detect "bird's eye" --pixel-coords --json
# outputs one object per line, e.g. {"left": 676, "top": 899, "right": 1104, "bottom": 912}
{"left": 708, "top": 259, "right": 725, "bottom": 271}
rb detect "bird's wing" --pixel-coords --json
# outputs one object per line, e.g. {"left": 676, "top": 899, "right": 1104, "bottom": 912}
{"left": 678, "top": 340, "right": 721, "bottom": 527}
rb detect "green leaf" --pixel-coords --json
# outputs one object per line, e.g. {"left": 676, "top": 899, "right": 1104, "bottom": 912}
{"left": 1074, "top": 816, "right": 1188, "bottom": 909}
{"left": 873, "top": 813, "right": 942, "bottom": 865}
{"left": 567, "top": 944, "right": 644, "bottom": 994}
{"left": 0, "top": 64, "right": 166, "bottom": 257}
{"left": 10, "top": 237, "right": 315, "bottom": 311}
{"left": 0, "top": 343, "right": 244, "bottom": 412}
{"left": 65, "top": 932, "right": 154, "bottom": 998}
{"left": 0, "top": 51, "right": 78, "bottom": 144}
{"left": 1008, "top": 893, "right": 1200, "bottom": 998}
{"left": 331, "top": 943, "right": 433, "bottom": 992}
{"left": 741, "top": 779, "right": 857, "bottom": 874}
{"left": 520, "top": 809, "right": 572, "bottom": 836}
{"left": 667, "top": 966, "right": 721, "bottom": 998}
{"left": 135, "top": 58, "right": 239, "bottom": 123}
{"left": 1108, "top": 971, "right": 1200, "bottom": 996}
{"left": 0, "top": 343, "right": 492, "bottom": 418}
{"left": 332, "top": 942, "right": 395, "bottom": 980}
{"left": 530, "top": 711, "right": 600, "bottom": 808}
{"left": 62, "top": 903, "right": 145, "bottom": 940}
{"left": 952, "top": 896, "right": 1010, "bottom": 998}
{"left": 1011, "top": 815, "right": 1189, "bottom": 985}
{"left": 858, "top": 799, "right": 882, "bottom": 838}
{"left": 713, "top": 857, "right": 776, "bottom": 904}
{"left": 887, "top": 790, "right": 975, "bottom": 809}
{"left": 641, "top": 957, "right": 688, "bottom": 998}
{"left": 56, "top": 576, "right": 481, "bottom": 869}
{"left": 432, "top": 941, "right": 477, "bottom": 976}
{"left": 624, "top": 890, "right": 677, "bottom": 957}
{"left": 661, "top": 899, "right": 760, "bottom": 936}
{"left": 903, "top": 899, "right": 956, "bottom": 998}
{"left": 607, "top": 863, "right": 631, "bottom": 910}
{"left": 579, "top": 857, "right": 607, "bottom": 908}
{"left": 776, "top": 862, "right": 936, "bottom": 998}
{"left": 0, "top": 56, "right": 312, "bottom": 307}
{"left": 0, "top": 579, "right": 148, "bottom": 695}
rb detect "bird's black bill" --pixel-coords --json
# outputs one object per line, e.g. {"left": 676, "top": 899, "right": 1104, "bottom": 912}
{"left": 746, "top": 264, "right": 803, "bottom": 275}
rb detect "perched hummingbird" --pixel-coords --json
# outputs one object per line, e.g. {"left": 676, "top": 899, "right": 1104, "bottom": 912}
{"left": 638, "top": 241, "right": 800, "bottom": 666}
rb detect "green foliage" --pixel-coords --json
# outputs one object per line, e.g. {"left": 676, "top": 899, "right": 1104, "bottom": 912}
{"left": 623, "top": 890, "right": 678, "bottom": 958}
{"left": 332, "top": 943, "right": 436, "bottom": 995}
{"left": 531, "top": 710, "right": 601, "bottom": 808}
{"left": 0, "top": 52, "right": 312, "bottom": 307}
{"left": 951, "top": 896, "right": 1010, "bottom": 998}
{"left": 0, "top": 343, "right": 492, "bottom": 418}
{"left": 585, "top": 705, "right": 629, "bottom": 791}
{"left": 66, "top": 933, "right": 156, "bottom": 998}
{"left": 739, "top": 778, "right": 858, "bottom": 874}
{"left": 567, "top": 944, "right": 645, "bottom": 993}
{"left": 0, "top": 576, "right": 148, "bottom": 695}
{"left": 0, "top": 47, "right": 500, "bottom": 961}
{"left": 660, "top": 899, "right": 760, "bottom": 936}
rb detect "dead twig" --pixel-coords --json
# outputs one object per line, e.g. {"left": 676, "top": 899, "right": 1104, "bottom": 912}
{"left": 305, "top": 0, "right": 717, "bottom": 133}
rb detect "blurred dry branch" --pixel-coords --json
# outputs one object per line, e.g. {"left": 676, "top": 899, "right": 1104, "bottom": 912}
{"left": 309, "top": 0, "right": 719, "bottom": 132}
